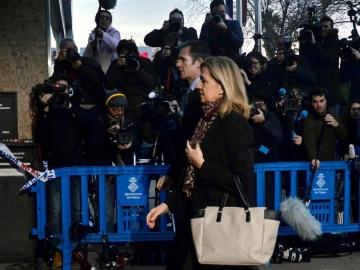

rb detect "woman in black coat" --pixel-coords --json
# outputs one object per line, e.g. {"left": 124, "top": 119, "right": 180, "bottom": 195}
{"left": 147, "top": 56, "right": 257, "bottom": 270}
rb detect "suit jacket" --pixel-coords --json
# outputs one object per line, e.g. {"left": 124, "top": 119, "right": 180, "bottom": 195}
{"left": 167, "top": 110, "right": 256, "bottom": 213}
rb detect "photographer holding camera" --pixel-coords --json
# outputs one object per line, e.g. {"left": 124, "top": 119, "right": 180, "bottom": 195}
{"left": 31, "top": 74, "right": 84, "bottom": 234}
{"left": 268, "top": 35, "right": 316, "bottom": 99}
{"left": 53, "top": 38, "right": 106, "bottom": 112}
{"left": 299, "top": 15, "right": 344, "bottom": 116}
{"left": 340, "top": 46, "right": 360, "bottom": 100}
{"left": 152, "top": 32, "right": 187, "bottom": 96}
{"left": 144, "top": 8, "right": 198, "bottom": 48}
{"left": 72, "top": 92, "right": 132, "bottom": 232}
{"left": 199, "top": 0, "right": 244, "bottom": 60}
{"left": 248, "top": 94, "right": 283, "bottom": 163}
{"left": 302, "top": 88, "right": 347, "bottom": 170}
{"left": 105, "top": 39, "right": 158, "bottom": 123}
{"left": 83, "top": 9, "right": 121, "bottom": 73}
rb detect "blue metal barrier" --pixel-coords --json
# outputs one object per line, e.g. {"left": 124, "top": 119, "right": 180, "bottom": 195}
{"left": 30, "top": 162, "right": 360, "bottom": 269}
{"left": 30, "top": 165, "right": 173, "bottom": 270}
{"left": 255, "top": 161, "right": 360, "bottom": 235}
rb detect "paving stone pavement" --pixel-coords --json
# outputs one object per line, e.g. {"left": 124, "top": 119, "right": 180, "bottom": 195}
{"left": 1, "top": 252, "right": 359, "bottom": 270}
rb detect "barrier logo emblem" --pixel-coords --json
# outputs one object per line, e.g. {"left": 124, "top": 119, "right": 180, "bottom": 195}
{"left": 316, "top": 173, "right": 326, "bottom": 188}
{"left": 128, "top": 177, "right": 139, "bottom": 192}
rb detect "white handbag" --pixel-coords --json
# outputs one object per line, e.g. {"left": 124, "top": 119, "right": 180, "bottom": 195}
{"left": 190, "top": 175, "right": 280, "bottom": 265}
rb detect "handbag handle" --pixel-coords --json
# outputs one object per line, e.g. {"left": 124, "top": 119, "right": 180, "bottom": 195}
{"left": 234, "top": 175, "right": 251, "bottom": 222}
{"left": 217, "top": 175, "right": 251, "bottom": 223}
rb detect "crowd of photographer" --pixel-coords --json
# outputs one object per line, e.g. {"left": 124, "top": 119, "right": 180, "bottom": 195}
{"left": 28, "top": 0, "right": 360, "bottom": 243}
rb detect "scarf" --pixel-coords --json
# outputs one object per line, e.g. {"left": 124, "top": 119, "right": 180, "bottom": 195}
{"left": 182, "top": 99, "right": 222, "bottom": 197}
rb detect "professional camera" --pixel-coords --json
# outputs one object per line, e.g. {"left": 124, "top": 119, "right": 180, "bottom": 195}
{"left": 123, "top": 54, "right": 140, "bottom": 72}
{"left": 212, "top": 11, "right": 225, "bottom": 24}
{"left": 340, "top": 1, "right": 360, "bottom": 61}
{"left": 298, "top": 6, "right": 321, "bottom": 43}
{"left": 31, "top": 83, "right": 70, "bottom": 109}
{"left": 109, "top": 121, "right": 135, "bottom": 145}
{"left": 169, "top": 18, "right": 182, "bottom": 32}
{"left": 277, "top": 88, "right": 304, "bottom": 114}
{"left": 66, "top": 47, "right": 81, "bottom": 62}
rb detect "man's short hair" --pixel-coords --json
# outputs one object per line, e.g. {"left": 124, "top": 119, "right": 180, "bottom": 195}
{"left": 210, "top": 0, "right": 226, "bottom": 13}
{"left": 169, "top": 8, "right": 183, "bottom": 18}
{"left": 179, "top": 40, "right": 210, "bottom": 62}
{"left": 246, "top": 51, "right": 267, "bottom": 66}
{"left": 310, "top": 87, "right": 327, "bottom": 100}
{"left": 320, "top": 16, "right": 334, "bottom": 28}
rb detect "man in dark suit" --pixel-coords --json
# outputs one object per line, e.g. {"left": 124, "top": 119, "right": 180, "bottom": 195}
{"left": 157, "top": 40, "right": 211, "bottom": 189}
{"left": 156, "top": 40, "right": 210, "bottom": 270}
{"left": 200, "top": 0, "right": 244, "bottom": 60}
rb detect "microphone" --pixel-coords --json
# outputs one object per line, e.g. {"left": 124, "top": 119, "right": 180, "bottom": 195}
{"left": 291, "top": 110, "right": 308, "bottom": 138}
{"left": 349, "top": 144, "right": 356, "bottom": 159}
{"left": 280, "top": 197, "right": 322, "bottom": 241}
{"left": 296, "top": 110, "right": 308, "bottom": 122}
{"left": 278, "top": 88, "right": 287, "bottom": 97}
{"left": 99, "top": 0, "right": 117, "bottom": 9}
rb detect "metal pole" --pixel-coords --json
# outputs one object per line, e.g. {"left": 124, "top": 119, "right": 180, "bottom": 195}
{"left": 236, "top": 0, "right": 243, "bottom": 53}
{"left": 254, "top": 0, "right": 262, "bottom": 52}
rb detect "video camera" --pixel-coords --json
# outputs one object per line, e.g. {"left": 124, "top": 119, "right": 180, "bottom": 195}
{"left": 32, "top": 83, "right": 70, "bottom": 109}
{"left": 109, "top": 121, "right": 135, "bottom": 145}
{"left": 298, "top": 6, "right": 321, "bottom": 43}
{"left": 340, "top": 1, "right": 360, "bottom": 61}
{"left": 277, "top": 88, "right": 304, "bottom": 114}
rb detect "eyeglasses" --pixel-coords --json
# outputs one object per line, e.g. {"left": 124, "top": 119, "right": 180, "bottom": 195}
{"left": 351, "top": 107, "right": 360, "bottom": 111}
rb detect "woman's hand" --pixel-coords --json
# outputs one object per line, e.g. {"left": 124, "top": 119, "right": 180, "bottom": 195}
{"left": 186, "top": 141, "right": 205, "bottom": 169}
{"left": 156, "top": 175, "right": 172, "bottom": 191}
{"left": 146, "top": 203, "right": 169, "bottom": 229}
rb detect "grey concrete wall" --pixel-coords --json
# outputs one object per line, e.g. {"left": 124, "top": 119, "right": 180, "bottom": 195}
{"left": 0, "top": 0, "right": 48, "bottom": 139}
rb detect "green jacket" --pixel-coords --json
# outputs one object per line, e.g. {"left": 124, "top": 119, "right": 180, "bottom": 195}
{"left": 302, "top": 112, "right": 347, "bottom": 161}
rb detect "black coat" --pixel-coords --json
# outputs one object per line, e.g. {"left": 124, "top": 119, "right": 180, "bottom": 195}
{"left": 105, "top": 57, "right": 158, "bottom": 121}
{"left": 167, "top": 111, "right": 256, "bottom": 212}
{"left": 144, "top": 27, "right": 198, "bottom": 48}
{"left": 267, "top": 55, "right": 317, "bottom": 98}
{"left": 200, "top": 20, "right": 244, "bottom": 60}
{"left": 299, "top": 29, "right": 344, "bottom": 105}
{"left": 340, "top": 58, "right": 360, "bottom": 101}
{"left": 53, "top": 57, "right": 105, "bottom": 107}
{"left": 165, "top": 110, "right": 256, "bottom": 270}
{"left": 35, "top": 108, "right": 84, "bottom": 169}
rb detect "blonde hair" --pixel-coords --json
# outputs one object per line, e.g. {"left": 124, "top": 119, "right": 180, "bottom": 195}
{"left": 201, "top": 56, "right": 251, "bottom": 119}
